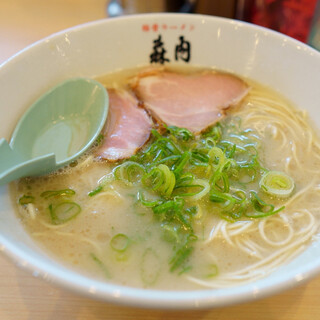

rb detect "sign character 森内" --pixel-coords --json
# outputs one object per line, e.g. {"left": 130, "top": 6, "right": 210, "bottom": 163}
{"left": 150, "top": 35, "right": 170, "bottom": 64}
{"left": 175, "top": 36, "right": 191, "bottom": 62}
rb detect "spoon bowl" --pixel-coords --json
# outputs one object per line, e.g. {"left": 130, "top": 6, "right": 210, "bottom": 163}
{"left": 0, "top": 78, "right": 109, "bottom": 185}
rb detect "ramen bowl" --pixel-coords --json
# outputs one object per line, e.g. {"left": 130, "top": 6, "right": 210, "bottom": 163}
{"left": 0, "top": 13, "right": 320, "bottom": 309}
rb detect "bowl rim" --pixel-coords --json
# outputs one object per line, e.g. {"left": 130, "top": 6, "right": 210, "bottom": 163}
{"left": 1, "top": 13, "right": 320, "bottom": 310}
{"left": 2, "top": 12, "right": 319, "bottom": 68}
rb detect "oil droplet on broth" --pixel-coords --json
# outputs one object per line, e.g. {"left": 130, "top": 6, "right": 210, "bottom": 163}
{"left": 32, "top": 116, "right": 89, "bottom": 162}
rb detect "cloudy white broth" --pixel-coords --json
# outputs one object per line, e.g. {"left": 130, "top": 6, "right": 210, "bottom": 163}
{"left": 10, "top": 66, "right": 320, "bottom": 290}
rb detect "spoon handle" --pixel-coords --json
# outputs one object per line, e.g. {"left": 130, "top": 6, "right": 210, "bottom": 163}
{"left": 0, "top": 138, "right": 56, "bottom": 185}
{"left": 0, "top": 138, "right": 26, "bottom": 172}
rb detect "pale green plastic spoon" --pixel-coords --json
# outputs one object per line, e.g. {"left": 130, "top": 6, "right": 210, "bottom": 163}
{"left": 0, "top": 78, "right": 109, "bottom": 185}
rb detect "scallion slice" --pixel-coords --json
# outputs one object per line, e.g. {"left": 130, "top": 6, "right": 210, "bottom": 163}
{"left": 206, "top": 264, "right": 219, "bottom": 278}
{"left": 259, "top": 171, "right": 294, "bottom": 198}
{"left": 19, "top": 195, "right": 35, "bottom": 205}
{"left": 110, "top": 233, "right": 130, "bottom": 252}
{"left": 41, "top": 189, "right": 75, "bottom": 199}
{"left": 90, "top": 253, "right": 111, "bottom": 278}
{"left": 88, "top": 185, "right": 103, "bottom": 197}
{"left": 140, "top": 248, "right": 161, "bottom": 285}
{"left": 49, "top": 201, "right": 81, "bottom": 224}
{"left": 246, "top": 191, "right": 284, "bottom": 218}
{"left": 142, "top": 164, "right": 175, "bottom": 197}
{"left": 114, "top": 161, "right": 145, "bottom": 184}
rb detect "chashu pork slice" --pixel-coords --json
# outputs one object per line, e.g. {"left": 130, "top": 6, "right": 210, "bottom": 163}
{"left": 97, "top": 89, "right": 152, "bottom": 161}
{"left": 133, "top": 71, "right": 249, "bottom": 133}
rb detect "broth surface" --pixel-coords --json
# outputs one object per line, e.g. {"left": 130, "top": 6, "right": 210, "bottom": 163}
{"left": 11, "top": 66, "right": 320, "bottom": 290}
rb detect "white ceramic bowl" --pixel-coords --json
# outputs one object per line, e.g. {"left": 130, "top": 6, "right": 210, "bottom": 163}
{"left": 1, "top": 13, "right": 320, "bottom": 310}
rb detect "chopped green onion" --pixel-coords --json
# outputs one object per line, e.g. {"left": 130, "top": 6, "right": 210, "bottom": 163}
{"left": 175, "top": 172, "right": 194, "bottom": 186}
{"left": 114, "top": 161, "right": 145, "bottom": 184}
{"left": 201, "top": 123, "right": 222, "bottom": 140}
{"left": 174, "top": 179, "right": 210, "bottom": 201}
{"left": 208, "top": 147, "right": 227, "bottom": 168}
{"left": 206, "top": 264, "right": 219, "bottom": 278}
{"left": 90, "top": 253, "right": 111, "bottom": 278}
{"left": 190, "top": 150, "right": 209, "bottom": 166}
{"left": 140, "top": 248, "right": 161, "bottom": 285}
{"left": 137, "top": 191, "right": 162, "bottom": 207}
{"left": 259, "top": 171, "right": 294, "bottom": 198}
{"left": 166, "top": 125, "right": 194, "bottom": 141}
{"left": 153, "top": 155, "right": 180, "bottom": 166}
{"left": 246, "top": 192, "right": 285, "bottom": 218}
{"left": 172, "top": 152, "right": 191, "bottom": 175}
{"left": 161, "top": 224, "right": 182, "bottom": 243}
{"left": 88, "top": 185, "right": 103, "bottom": 197}
{"left": 88, "top": 173, "right": 114, "bottom": 196}
{"left": 152, "top": 198, "right": 184, "bottom": 216}
{"left": 142, "top": 164, "right": 175, "bottom": 197}
{"left": 210, "top": 171, "right": 230, "bottom": 192}
{"left": 169, "top": 237, "right": 196, "bottom": 272}
{"left": 19, "top": 195, "right": 35, "bottom": 205}
{"left": 105, "top": 121, "right": 294, "bottom": 273}
{"left": 48, "top": 201, "right": 81, "bottom": 224}
{"left": 110, "top": 233, "right": 130, "bottom": 252}
{"left": 170, "top": 246, "right": 193, "bottom": 272}
{"left": 41, "top": 189, "right": 75, "bottom": 199}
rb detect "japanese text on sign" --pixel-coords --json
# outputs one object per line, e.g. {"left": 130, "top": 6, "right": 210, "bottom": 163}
{"left": 142, "top": 23, "right": 195, "bottom": 32}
